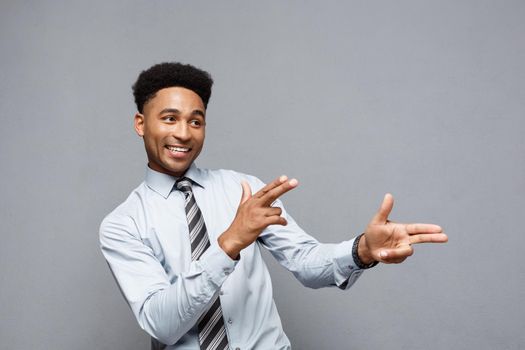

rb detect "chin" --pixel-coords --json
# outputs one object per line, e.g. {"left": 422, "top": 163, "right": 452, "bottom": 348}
{"left": 165, "top": 163, "right": 191, "bottom": 176}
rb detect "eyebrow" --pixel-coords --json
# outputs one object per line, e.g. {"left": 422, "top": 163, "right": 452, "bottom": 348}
{"left": 159, "top": 108, "right": 205, "bottom": 118}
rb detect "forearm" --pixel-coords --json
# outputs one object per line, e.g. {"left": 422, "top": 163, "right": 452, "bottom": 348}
{"left": 139, "top": 277, "right": 208, "bottom": 345}
{"left": 136, "top": 252, "right": 226, "bottom": 344}
{"left": 288, "top": 242, "right": 360, "bottom": 289}
{"left": 135, "top": 245, "right": 235, "bottom": 344}
{"left": 100, "top": 217, "right": 236, "bottom": 345}
{"left": 259, "top": 211, "right": 364, "bottom": 290}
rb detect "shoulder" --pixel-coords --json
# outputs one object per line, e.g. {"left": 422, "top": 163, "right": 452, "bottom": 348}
{"left": 99, "top": 182, "right": 149, "bottom": 241}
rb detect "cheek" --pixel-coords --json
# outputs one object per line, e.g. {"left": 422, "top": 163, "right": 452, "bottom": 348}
{"left": 143, "top": 126, "right": 166, "bottom": 144}
{"left": 196, "top": 130, "right": 205, "bottom": 145}
{"left": 143, "top": 133, "right": 163, "bottom": 153}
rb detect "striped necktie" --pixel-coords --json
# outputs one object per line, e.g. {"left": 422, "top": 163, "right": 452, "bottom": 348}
{"left": 176, "top": 178, "right": 230, "bottom": 350}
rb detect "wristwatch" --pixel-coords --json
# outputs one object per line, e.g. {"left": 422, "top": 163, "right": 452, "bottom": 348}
{"left": 352, "top": 233, "right": 379, "bottom": 269}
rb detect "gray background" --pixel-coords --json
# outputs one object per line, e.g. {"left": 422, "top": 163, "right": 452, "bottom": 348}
{"left": 1, "top": 1, "right": 524, "bottom": 349}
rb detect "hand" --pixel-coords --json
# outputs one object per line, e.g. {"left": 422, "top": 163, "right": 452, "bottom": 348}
{"left": 358, "top": 194, "right": 448, "bottom": 264}
{"left": 219, "top": 175, "right": 298, "bottom": 259}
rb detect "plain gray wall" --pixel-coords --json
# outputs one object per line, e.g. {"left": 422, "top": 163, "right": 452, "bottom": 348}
{"left": 1, "top": 1, "right": 524, "bottom": 349}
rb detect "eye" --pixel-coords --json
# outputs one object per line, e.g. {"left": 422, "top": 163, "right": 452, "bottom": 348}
{"left": 162, "top": 115, "right": 176, "bottom": 122}
{"left": 189, "top": 119, "right": 203, "bottom": 127}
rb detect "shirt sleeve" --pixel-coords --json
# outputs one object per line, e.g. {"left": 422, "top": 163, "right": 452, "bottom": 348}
{"left": 244, "top": 176, "right": 365, "bottom": 290}
{"left": 99, "top": 212, "right": 237, "bottom": 345}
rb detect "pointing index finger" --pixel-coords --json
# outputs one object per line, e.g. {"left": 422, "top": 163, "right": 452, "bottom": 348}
{"left": 406, "top": 223, "right": 443, "bottom": 234}
{"left": 260, "top": 177, "right": 299, "bottom": 207}
{"left": 253, "top": 175, "right": 288, "bottom": 199}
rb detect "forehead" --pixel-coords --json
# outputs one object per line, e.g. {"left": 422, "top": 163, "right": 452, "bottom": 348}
{"left": 144, "top": 86, "right": 205, "bottom": 114}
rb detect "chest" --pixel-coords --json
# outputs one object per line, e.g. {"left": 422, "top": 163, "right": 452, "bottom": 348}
{"left": 138, "top": 185, "right": 238, "bottom": 275}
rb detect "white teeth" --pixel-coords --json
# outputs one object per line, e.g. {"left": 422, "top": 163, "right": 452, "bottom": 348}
{"left": 167, "top": 146, "right": 190, "bottom": 152}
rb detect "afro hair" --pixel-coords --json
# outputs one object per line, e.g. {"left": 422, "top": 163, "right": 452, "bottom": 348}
{"left": 132, "top": 62, "right": 213, "bottom": 113}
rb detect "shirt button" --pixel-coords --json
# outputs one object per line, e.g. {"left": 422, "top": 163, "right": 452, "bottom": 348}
{"left": 228, "top": 318, "right": 233, "bottom": 324}
{"left": 235, "top": 348, "right": 240, "bottom": 350}
{"left": 219, "top": 290, "right": 224, "bottom": 295}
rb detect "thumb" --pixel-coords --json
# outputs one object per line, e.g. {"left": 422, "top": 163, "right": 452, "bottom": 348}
{"left": 239, "top": 180, "right": 252, "bottom": 205}
{"left": 370, "top": 193, "right": 394, "bottom": 224}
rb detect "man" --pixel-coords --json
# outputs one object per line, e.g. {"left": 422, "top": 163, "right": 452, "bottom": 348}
{"left": 100, "top": 62, "right": 447, "bottom": 350}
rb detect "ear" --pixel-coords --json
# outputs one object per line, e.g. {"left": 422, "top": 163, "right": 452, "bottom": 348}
{"left": 134, "top": 113, "right": 145, "bottom": 137}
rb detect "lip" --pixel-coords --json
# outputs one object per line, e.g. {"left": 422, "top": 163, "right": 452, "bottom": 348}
{"left": 165, "top": 145, "right": 192, "bottom": 159}
{"left": 165, "top": 144, "right": 192, "bottom": 150}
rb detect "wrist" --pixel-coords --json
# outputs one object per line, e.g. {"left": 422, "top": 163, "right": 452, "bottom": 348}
{"left": 218, "top": 231, "right": 241, "bottom": 260}
{"left": 353, "top": 233, "right": 378, "bottom": 269}
{"left": 358, "top": 234, "right": 374, "bottom": 264}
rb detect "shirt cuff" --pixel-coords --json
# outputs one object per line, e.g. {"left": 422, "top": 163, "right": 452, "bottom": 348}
{"left": 333, "top": 238, "right": 365, "bottom": 290}
{"left": 334, "top": 237, "right": 361, "bottom": 271}
{"left": 198, "top": 244, "right": 238, "bottom": 289}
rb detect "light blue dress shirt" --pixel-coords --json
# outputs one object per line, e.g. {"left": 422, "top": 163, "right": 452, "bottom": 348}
{"left": 100, "top": 163, "right": 364, "bottom": 349}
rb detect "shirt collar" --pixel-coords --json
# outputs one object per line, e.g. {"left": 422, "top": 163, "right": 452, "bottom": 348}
{"left": 145, "top": 163, "right": 205, "bottom": 199}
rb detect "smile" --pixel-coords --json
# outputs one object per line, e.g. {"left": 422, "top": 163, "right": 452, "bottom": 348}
{"left": 166, "top": 146, "right": 191, "bottom": 153}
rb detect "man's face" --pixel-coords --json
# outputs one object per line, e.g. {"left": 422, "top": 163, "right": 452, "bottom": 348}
{"left": 134, "top": 86, "right": 206, "bottom": 177}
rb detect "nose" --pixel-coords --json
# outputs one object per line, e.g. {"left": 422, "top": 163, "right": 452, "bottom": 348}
{"left": 171, "top": 122, "right": 191, "bottom": 142}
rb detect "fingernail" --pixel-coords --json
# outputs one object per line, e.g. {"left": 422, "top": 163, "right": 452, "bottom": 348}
{"left": 380, "top": 251, "right": 388, "bottom": 258}
{"left": 289, "top": 178, "right": 298, "bottom": 186}
{"left": 279, "top": 175, "right": 288, "bottom": 182}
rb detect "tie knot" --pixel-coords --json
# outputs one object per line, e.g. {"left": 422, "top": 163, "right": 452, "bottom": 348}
{"left": 176, "top": 178, "right": 193, "bottom": 195}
